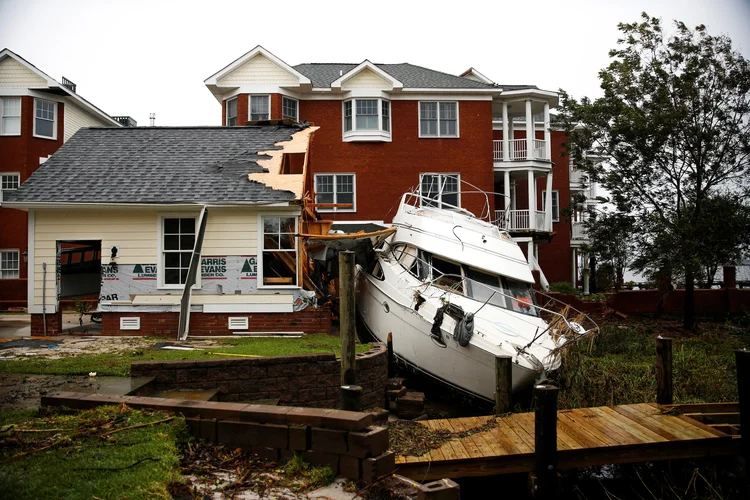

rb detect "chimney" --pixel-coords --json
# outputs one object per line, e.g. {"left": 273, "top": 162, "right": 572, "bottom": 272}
{"left": 149, "top": 113, "right": 156, "bottom": 127}
{"left": 111, "top": 116, "right": 137, "bottom": 127}
{"left": 61, "top": 76, "right": 77, "bottom": 93}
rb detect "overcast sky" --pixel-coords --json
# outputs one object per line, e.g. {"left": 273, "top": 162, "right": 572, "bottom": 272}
{"left": 1, "top": 0, "right": 748, "bottom": 127}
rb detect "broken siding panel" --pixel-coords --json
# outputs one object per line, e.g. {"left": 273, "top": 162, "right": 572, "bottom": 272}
{"left": 343, "top": 68, "right": 391, "bottom": 89}
{"left": 32, "top": 210, "right": 159, "bottom": 306}
{"left": 63, "top": 103, "right": 113, "bottom": 141}
{"left": 0, "top": 57, "right": 47, "bottom": 87}
{"left": 202, "top": 208, "right": 257, "bottom": 256}
{"left": 218, "top": 54, "right": 299, "bottom": 86}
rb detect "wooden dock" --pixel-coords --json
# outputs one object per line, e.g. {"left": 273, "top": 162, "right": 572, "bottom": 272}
{"left": 395, "top": 402, "right": 741, "bottom": 481}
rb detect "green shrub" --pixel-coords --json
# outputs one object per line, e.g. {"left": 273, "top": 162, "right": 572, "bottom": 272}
{"left": 548, "top": 281, "right": 579, "bottom": 295}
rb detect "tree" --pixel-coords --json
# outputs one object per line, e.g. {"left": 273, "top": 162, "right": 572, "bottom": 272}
{"left": 583, "top": 211, "right": 637, "bottom": 291}
{"left": 558, "top": 13, "right": 750, "bottom": 329}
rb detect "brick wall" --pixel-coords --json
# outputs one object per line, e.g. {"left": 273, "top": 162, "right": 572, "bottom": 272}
{"left": 41, "top": 392, "right": 395, "bottom": 482}
{"left": 131, "top": 343, "right": 388, "bottom": 409}
{"left": 100, "top": 304, "right": 332, "bottom": 336}
{"left": 1, "top": 96, "right": 66, "bottom": 306}
{"left": 30, "top": 310, "right": 62, "bottom": 335}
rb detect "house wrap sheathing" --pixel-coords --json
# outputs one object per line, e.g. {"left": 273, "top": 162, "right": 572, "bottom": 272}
{"left": 4, "top": 123, "right": 326, "bottom": 335}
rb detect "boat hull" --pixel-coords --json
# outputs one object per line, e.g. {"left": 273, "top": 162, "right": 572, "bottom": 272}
{"left": 356, "top": 270, "right": 541, "bottom": 402}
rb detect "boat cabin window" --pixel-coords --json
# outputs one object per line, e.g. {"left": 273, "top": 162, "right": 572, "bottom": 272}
{"left": 431, "top": 256, "right": 463, "bottom": 293}
{"left": 465, "top": 267, "right": 507, "bottom": 309}
{"left": 392, "top": 244, "right": 427, "bottom": 280}
{"left": 504, "top": 278, "right": 537, "bottom": 316}
{"left": 368, "top": 259, "right": 384, "bottom": 280}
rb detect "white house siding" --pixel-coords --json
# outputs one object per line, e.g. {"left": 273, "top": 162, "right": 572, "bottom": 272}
{"left": 202, "top": 207, "right": 257, "bottom": 256}
{"left": 0, "top": 57, "right": 47, "bottom": 87}
{"left": 218, "top": 54, "right": 299, "bottom": 86}
{"left": 64, "top": 103, "right": 113, "bottom": 141}
{"left": 343, "top": 68, "right": 391, "bottom": 89}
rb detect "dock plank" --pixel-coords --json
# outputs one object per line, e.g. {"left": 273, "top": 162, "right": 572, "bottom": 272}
{"left": 595, "top": 406, "right": 670, "bottom": 443}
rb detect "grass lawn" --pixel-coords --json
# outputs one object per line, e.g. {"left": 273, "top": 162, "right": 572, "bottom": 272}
{"left": 0, "top": 406, "right": 186, "bottom": 500}
{"left": 556, "top": 318, "right": 749, "bottom": 409}
{"left": 0, "top": 334, "right": 371, "bottom": 377}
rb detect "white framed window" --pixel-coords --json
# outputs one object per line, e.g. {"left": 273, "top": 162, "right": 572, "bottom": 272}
{"left": 419, "top": 101, "right": 458, "bottom": 138}
{"left": 250, "top": 95, "right": 270, "bottom": 121}
{"left": 282, "top": 97, "right": 298, "bottom": 121}
{"left": 420, "top": 173, "right": 460, "bottom": 209}
{"left": 226, "top": 97, "right": 238, "bottom": 126}
{"left": 33, "top": 98, "right": 57, "bottom": 139}
{"left": 542, "top": 190, "right": 560, "bottom": 222}
{"left": 159, "top": 215, "right": 198, "bottom": 288}
{"left": 342, "top": 98, "right": 391, "bottom": 142}
{"left": 0, "top": 250, "right": 20, "bottom": 279}
{"left": 1, "top": 98, "right": 21, "bottom": 136}
{"left": 260, "top": 215, "right": 298, "bottom": 287}
{"left": 314, "top": 174, "right": 356, "bottom": 212}
{"left": 1, "top": 173, "right": 20, "bottom": 203}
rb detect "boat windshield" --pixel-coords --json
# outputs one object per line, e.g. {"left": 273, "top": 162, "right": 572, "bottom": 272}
{"left": 389, "top": 243, "right": 538, "bottom": 317}
{"left": 464, "top": 267, "right": 539, "bottom": 317}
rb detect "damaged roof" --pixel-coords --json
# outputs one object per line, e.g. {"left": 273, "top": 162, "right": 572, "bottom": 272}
{"left": 293, "top": 63, "right": 538, "bottom": 91}
{"left": 6, "top": 125, "right": 306, "bottom": 205}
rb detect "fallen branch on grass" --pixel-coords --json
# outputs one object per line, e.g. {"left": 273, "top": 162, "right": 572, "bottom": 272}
{"left": 73, "top": 457, "right": 160, "bottom": 471}
{"left": 100, "top": 416, "right": 175, "bottom": 437}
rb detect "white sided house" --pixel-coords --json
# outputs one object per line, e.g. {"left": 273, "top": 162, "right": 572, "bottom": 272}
{"left": 3, "top": 123, "right": 329, "bottom": 336}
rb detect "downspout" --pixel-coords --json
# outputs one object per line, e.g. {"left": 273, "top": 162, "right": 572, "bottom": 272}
{"left": 177, "top": 206, "right": 208, "bottom": 341}
{"left": 42, "top": 262, "right": 47, "bottom": 336}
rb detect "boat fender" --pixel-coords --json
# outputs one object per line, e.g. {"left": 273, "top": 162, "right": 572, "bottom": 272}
{"left": 454, "top": 312, "right": 474, "bottom": 347}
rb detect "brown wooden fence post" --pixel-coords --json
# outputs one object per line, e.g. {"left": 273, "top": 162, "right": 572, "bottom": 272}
{"left": 340, "top": 385, "right": 362, "bottom": 412}
{"left": 532, "top": 384, "right": 558, "bottom": 498}
{"left": 656, "top": 336, "right": 673, "bottom": 405}
{"left": 339, "top": 251, "right": 356, "bottom": 386}
{"left": 495, "top": 355, "right": 512, "bottom": 415}
{"left": 736, "top": 348, "right": 749, "bottom": 461}
{"left": 387, "top": 332, "right": 395, "bottom": 378}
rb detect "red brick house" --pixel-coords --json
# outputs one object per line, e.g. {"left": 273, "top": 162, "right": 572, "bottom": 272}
{"left": 203, "top": 46, "right": 591, "bottom": 288}
{"left": 0, "top": 49, "right": 128, "bottom": 309}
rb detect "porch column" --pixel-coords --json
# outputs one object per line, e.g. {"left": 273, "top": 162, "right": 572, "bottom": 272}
{"left": 528, "top": 170, "right": 536, "bottom": 230}
{"left": 544, "top": 172, "right": 553, "bottom": 231}
{"left": 543, "top": 102, "right": 551, "bottom": 161}
{"left": 582, "top": 253, "right": 590, "bottom": 296}
{"left": 527, "top": 241, "right": 534, "bottom": 264}
{"left": 502, "top": 102, "right": 510, "bottom": 162}
{"left": 508, "top": 116, "right": 515, "bottom": 159}
{"left": 503, "top": 170, "right": 511, "bottom": 228}
{"left": 571, "top": 249, "right": 577, "bottom": 285}
{"left": 525, "top": 99, "right": 533, "bottom": 160}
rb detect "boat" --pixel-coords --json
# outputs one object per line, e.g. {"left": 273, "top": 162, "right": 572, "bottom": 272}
{"left": 354, "top": 191, "right": 597, "bottom": 402}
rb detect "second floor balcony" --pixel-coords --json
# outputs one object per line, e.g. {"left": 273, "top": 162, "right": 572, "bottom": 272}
{"left": 493, "top": 139, "right": 548, "bottom": 162}
{"left": 495, "top": 209, "right": 551, "bottom": 233}
{"left": 571, "top": 221, "right": 589, "bottom": 246}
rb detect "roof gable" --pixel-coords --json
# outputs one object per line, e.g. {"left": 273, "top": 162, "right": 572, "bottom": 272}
{"left": 0, "top": 55, "right": 50, "bottom": 87}
{"left": 331, "top": 60, "right": 402, "bottom": 90}
{"left": 206, "top": 46, "right": 311, "bottom": 87}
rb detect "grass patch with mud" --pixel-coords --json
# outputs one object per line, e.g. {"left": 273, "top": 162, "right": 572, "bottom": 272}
{"left": 0, "top": 334, "right": 371, "bottom": 377}
{"left": 0, "top": 405, "right": 186, "bottom": 500}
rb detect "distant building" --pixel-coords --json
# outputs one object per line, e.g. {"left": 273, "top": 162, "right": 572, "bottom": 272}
{"left": 0, "top": 48, "right": 134, "bottom": 308}
{"left": 205, "top": 46, "right": 600, "bottom": 288}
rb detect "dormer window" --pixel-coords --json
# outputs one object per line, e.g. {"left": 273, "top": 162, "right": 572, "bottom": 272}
{"left": 250, "top": 95, "right": 270, "bottom": 121}
{"left": 342, "top": 98, "right": 391, "bottom": 142}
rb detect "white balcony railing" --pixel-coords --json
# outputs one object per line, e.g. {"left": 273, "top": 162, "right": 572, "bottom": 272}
{"left": 572, "top": 221, "right": 588, "bottom": 240}
{"left": 493, "top": 139, "right": 548, "bottom": 162}
{"left": 495, "top": 209, "right": 551, "bottom": 232}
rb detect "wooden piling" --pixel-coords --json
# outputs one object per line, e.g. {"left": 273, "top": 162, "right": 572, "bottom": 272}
{"left": 494, "top": 355, "right": 512, "bottom": 415}
{"left": 387, "top": 332, "right": 394, "bottom": 377}
{"left": 656, "top": 336, "right": 673, "bottom": 405}
{"left": 533, "top": 384, "right": 559, "bottom": 499}
{"left": 340, "top": 385, "right": 363, "bottom": 412}
{"left": 339, "top": 251, "right": 356, "bottom": 386}
{"left": 736, "top": 348, "right": 749, "bottom": 460}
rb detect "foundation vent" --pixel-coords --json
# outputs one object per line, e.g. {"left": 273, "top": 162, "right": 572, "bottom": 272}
{"left": 228, "top": 317, "right": 249, "bottom": 330}
{"left": 120, "top": 317, "right": 141, "bottom": 331}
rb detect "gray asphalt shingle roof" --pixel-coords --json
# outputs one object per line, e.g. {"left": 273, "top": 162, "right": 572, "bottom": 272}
{"left": 293, "top": 63, "right": 537, "bottom": 91}
{"left": 6, "top": 125, "right": 305, "bottom": 205}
